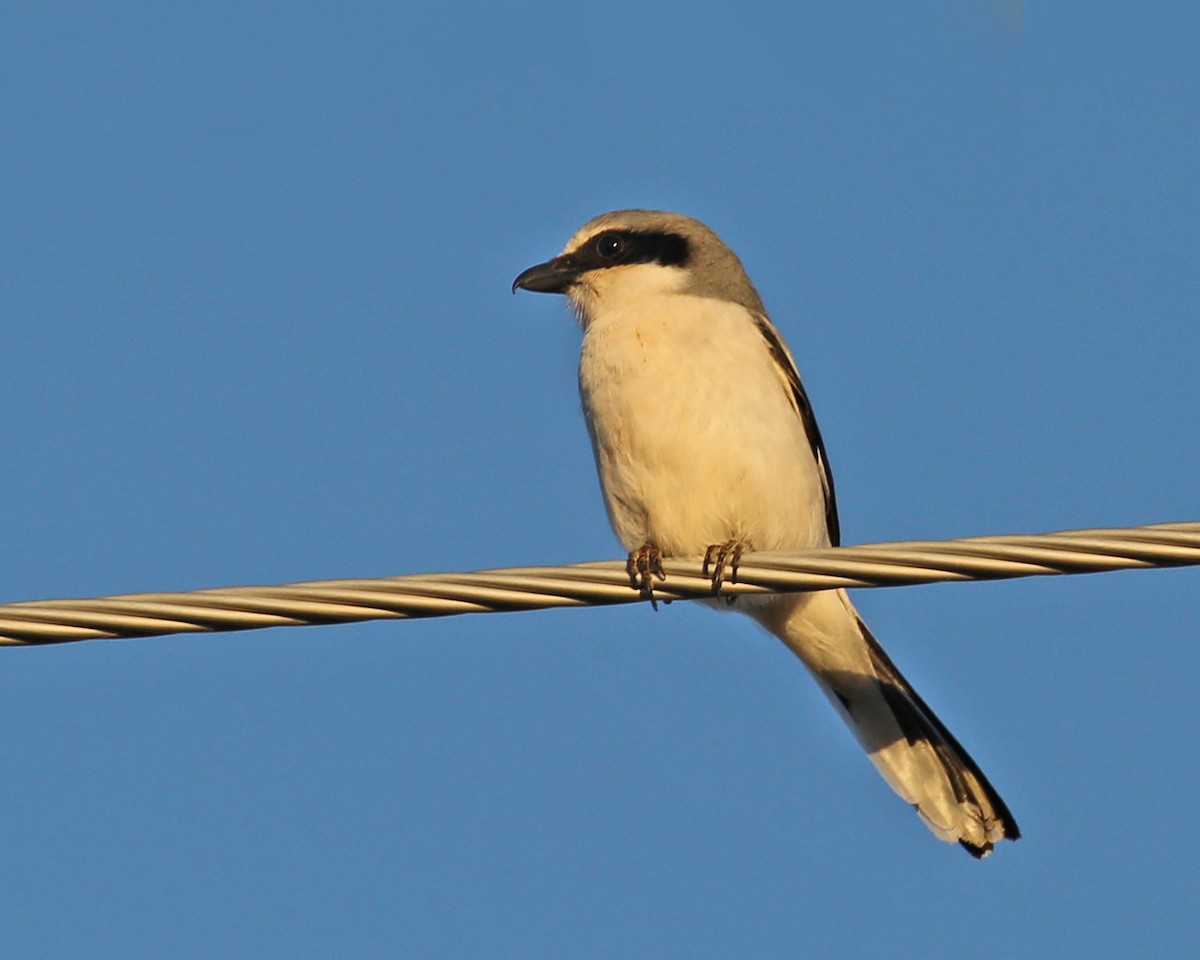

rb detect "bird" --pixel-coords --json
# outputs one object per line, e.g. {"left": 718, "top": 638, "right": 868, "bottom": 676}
{"left": 512, "top": 209, "right": 1019, "bottom": 857}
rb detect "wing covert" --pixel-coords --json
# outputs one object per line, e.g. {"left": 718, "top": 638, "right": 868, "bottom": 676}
{"left": 752, "top": 315, "right": 841, "bottom": 547}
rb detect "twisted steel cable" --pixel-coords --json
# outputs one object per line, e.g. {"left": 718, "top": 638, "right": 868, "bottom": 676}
{"left": 2, "top": 521, "right": 1198, "bottom": 646}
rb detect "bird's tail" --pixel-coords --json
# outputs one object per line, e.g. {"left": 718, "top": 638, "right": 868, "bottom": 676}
{"left": 750, "top": 589, "right": 1019, "bottom": 857}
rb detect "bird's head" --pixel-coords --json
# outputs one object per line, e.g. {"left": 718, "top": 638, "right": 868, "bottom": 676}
{"left": 513, "top": 209, "right": 764, "bottom": 321}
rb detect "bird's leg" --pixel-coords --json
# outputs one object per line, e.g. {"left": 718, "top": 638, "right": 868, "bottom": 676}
{"left": 626, "top": 542, "right": 667, "bottom": 610}
{"left": 702, "top": 539, "right": 749, "bottom": 595}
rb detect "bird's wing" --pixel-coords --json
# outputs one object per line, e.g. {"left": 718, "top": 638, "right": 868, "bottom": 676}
{"left": 752, "top": 313, "right": 840, "bottom": 547}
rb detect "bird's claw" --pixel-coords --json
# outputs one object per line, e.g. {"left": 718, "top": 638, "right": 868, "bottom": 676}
{"left": 702, "top": 539, "right": 748, "bottom": 595}
{"left": 626, "top": 543, "right": 667, "bottom": 610}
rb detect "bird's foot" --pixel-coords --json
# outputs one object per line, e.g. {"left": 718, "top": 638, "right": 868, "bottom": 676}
{"left": 702, "top": 539, "right": 749, "bottom": 595}
{"left": 626, "top": 542, "right": 667, "bottom": 610}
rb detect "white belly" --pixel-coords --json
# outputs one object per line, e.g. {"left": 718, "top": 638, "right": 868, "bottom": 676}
{"left": 577, "top": 294, "right": 829, "bottom": 557}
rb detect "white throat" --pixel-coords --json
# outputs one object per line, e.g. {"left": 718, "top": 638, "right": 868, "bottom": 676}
{"left": 566, "top": 263, "right": 689, "bottom": 326}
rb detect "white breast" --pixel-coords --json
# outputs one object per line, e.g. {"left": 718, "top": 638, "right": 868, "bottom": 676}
{"left": 577, "top": 293, "right": 829, "bottom": 557}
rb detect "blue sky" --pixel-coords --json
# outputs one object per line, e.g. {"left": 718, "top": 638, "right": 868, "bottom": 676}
{"left": 4, "top": 2, "right": 1199, "bottom": 957}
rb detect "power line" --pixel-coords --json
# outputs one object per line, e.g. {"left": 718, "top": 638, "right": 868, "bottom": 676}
{"left": 2, "top": 521, "right": 1197, "bottom": 646}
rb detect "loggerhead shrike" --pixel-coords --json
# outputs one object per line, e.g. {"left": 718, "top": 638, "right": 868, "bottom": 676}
{"left": 513, "top": 209, "right": 1018, "bottom": 857}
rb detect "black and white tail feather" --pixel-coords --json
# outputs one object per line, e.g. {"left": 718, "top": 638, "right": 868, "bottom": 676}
{"left": 753, "top": 588, "right": 1018, "bottom": 857}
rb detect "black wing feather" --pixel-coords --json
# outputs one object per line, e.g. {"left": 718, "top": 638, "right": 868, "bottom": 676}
{"left": 752, "top": 316, "right": 841, "bottom": 547}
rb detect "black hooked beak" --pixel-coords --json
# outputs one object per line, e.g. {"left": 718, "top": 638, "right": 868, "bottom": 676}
{"left": 511, "top": 255, "right": 579, "bottom": 294}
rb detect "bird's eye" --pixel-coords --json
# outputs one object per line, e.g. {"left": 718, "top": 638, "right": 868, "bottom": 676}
{"left": 594, "top": 233, "right": 625, "bottom": 259}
